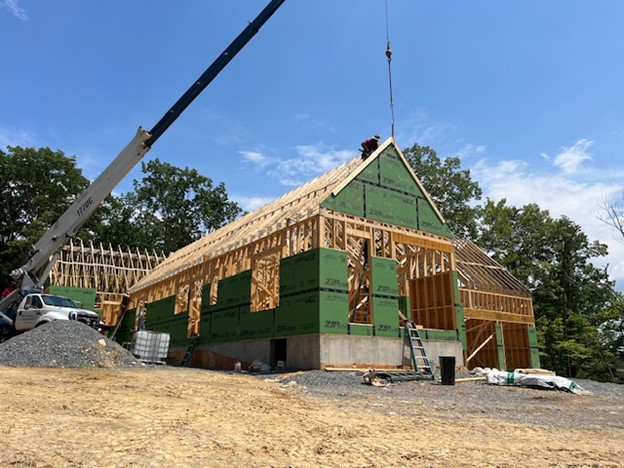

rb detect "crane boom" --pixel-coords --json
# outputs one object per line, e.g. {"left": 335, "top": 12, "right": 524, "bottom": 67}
{"left": 1, "top": 0, "right": 285, "bottom": 322}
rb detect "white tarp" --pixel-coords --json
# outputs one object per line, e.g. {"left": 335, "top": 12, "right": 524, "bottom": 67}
{"left": 486, "top": 369, "right": 587, "bottom": 394}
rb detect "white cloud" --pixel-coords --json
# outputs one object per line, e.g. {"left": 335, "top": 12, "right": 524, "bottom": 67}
{"left": 472, "top": 141, "right": 624, "bottom": 290}
{"left": 231, "top": 195, "right": 273, "bottom": 212}
{"left": 1, "top": 0, "right": 28, "bottom": 20}
{"left": 550, "top": 138, "right": 593, "bottom": 175}
{"left": 269, "top": 144, "right": 355, "bottom": 186}
{"left": 238, "top": 143, "right": 355, "bottom": 187}
{"left": 455, "top": 143, "right": 486, "bottom": 159}
{"left": 239, "top": 150, "right": 273, "bottom": 170}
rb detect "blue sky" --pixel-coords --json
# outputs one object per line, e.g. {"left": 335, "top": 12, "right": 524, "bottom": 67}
{"left": 2, "top": 1, "right": 624, "bottom": 289}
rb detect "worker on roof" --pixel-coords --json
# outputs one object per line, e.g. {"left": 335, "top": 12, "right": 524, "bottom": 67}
{"left": 360, "top": 134, "right": 380, "bottom": 160}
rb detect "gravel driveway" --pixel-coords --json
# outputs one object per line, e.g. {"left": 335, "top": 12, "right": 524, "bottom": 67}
{"left": 257, "top": 369, "right": 624, "bottom": 430}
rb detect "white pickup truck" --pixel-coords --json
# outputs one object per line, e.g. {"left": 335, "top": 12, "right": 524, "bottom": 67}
{"left": 12, "top": 293, "right": 100, "bottom": 332}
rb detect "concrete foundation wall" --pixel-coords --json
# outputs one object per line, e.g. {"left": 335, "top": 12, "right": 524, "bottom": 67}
{"left": 422, "top": 340, "right": 464, "bottom": 370}
{"left": 198, "top": 340, "right": 271, "bottom": 365}
{"left": 184, "top": 334, "right": 463, "bottom": 371}
{"left": 195, "top": 335, "right": 321, "bottom": 370}
{"left": 320, "top": 335, "right": 464, "bottom": 369}
{"left": 286, "top": 335, "right": 321, "bottom": 369}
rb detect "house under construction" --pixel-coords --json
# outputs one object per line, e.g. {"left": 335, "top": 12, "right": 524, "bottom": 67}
{"left": 99, "top": 138, "right": 539, "bottom": 371}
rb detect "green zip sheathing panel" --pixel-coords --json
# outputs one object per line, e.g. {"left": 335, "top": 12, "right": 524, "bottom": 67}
{"left": 146, "top": 296, "right": 176, "bottom": 322}
{"left": 199, "top": 306, "right": 288, "bottom": 343}
{"left": 49, "top": 286, "right": 97, "bottom": 312}
{"left": 144, "top": 295, "right": 187, "bottom": 345}
{"left": 196, "top": 248, "right": 349, "bottom": 343}
{"left": 321, "top": 180, "right": 365, "bottom": 217}
{"left": 495, "top": 322, "right": 507, "bottom": 369}
{"left": 379, "top": 147, "right": 422, "bottom": 196}
{"left": 421, "top": 329, "right": 458, "bottom": 341}
{"left": 209, "top": 307, "right": 240, "bottom": 343}
{"left": 318, "top": 291, "right": 349, "bottom": 334}
{"left": 149, "top": 313, "right": 189, "bottom": 346}
{"left": 398, "top": 326, "right": 459, "bottom": 341}
{"left": 371, "top": 257, "right": 399, "bottom": 297}
{"left": 114, "top": 308, "right": 136, "bottom": 344}
{"left": 528, "top": 325, "right": 541, "bottom": 368}
{"left": 357, "top": 159, "right": 380, "bottom": 184}
{"left": 239, "top": 307, "right": 274, "bottom": 340}
{"left": 280, "top": 248, "right": 348, "bottom": 295}
{"left": 455, "top": 304, "right": 467, "bottom": 350}
{"left": 320, "top": 145, "right": 453, "bottom": 238}
{"left": 398, "top": 296, "right": 409, "bottom": 318}
{"left": 217, "top": 271, "right": 251, "bottom": 306}
{"left": 349, "top": 324, "right": 374, "bottom": 336}
{"left": 451, "top": 271, "right": 467, "bottom": 349}
{"left": 372, "top": 296, "right": 400, "bottom": 337}
{"left": 199, "top": 307, "right": 211, "bottom": 341}
{"left": 365, "top": 185, "right": 418, "bottom": 229}
{"left": 275, "top": 290, "right": 349, "bottom": 336}
{"left": 418, "top": 198, "right": 452, "bottom": 237}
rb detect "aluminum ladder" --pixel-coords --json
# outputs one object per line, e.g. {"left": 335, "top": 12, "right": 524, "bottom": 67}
{"left": 404, "top": 320, "right": 433, "bottom": 375}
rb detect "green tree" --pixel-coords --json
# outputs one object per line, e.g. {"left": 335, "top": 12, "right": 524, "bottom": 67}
{"left": 403, "top": 143, "right": 482, "bottom": 238}
{"left": 87, "top": 194, "right": 164, "bottom": 251}
{"left": 478, "top": 200, "right": 554, "bottom": 289}
{"left": 593, "top": 292, "right": 624, "bottom": 382}
{"left": 93, "top": 159, "right": 242, "bottom": 253}
{"left": 477, "top": 198, "right": 617, "bottom": 379}
{"left": 0, "top": 146, "right": 90, "bottom": 285}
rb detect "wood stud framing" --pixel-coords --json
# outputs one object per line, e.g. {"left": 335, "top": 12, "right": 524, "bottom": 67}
{"left": 454, "top": 238, "right": 535, "bottom": 325}
{"left": 49, "top": 239, "right": 166, "bottom": 324}
{"left": 43, "top": 143, "right": 539, "bottom": 372}
{"left": 42, "top": 146, "right": 534, "bottom": 372}
{"left": 502, "top": 322, "right": 531, "bottom": 370}
{"left": 465, "top": 319, "right": 499, "bottom": 368}
{"left": 251, "top": 247, "right": 281, "bottom": 312}
{"left": 50, "top": 239, "right": 166, "bottom": 294}
{"left": 126, "top": 208, "right": 536, "bottom": 344}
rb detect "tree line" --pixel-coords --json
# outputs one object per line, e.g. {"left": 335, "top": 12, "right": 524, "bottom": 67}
{"left": 405, "top": 143, "right": 623, "bottom": 382}
{"left": 1, "top": 145, "right": 622, "bottom": 382}
{"left": 0, "top": 146, "right": 242, "bottom": 280}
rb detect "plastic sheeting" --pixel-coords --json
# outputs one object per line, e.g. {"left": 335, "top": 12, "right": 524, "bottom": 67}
{"left": 486, "top": 369, "right": 586, "bottom": 394}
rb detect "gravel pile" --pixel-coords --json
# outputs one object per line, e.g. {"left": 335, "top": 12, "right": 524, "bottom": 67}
{"left": 0, "top": 320, "right": 142, "bottom": 368}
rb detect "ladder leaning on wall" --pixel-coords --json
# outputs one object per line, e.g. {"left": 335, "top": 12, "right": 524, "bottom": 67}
{"left": 404, "top": 320, "right": 433, "bottom": 376}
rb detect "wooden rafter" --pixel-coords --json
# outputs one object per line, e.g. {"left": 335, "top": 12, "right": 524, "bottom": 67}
{"left": 50, "top": 239, "right": 166, "bottom": 294}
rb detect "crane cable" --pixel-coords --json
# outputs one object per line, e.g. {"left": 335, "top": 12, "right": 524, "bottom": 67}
{"left": 385, "top": 0, "right": 395, "bottom": 138}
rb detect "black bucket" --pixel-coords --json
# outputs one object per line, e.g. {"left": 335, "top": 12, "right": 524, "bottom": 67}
{"left": 439, "top": 356, "right": 456, "bottom": 385}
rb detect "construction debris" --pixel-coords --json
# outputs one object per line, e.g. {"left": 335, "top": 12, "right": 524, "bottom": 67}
{"left": 486, "top": 368, "right": 587, "bottom": 394}
{"left": 362, "top": 369, "right": 435, "bottom": 385}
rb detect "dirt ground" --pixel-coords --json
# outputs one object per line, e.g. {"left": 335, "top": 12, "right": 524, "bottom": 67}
{"left": 0, "top": 366, "right": 622, "bottom": 467}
